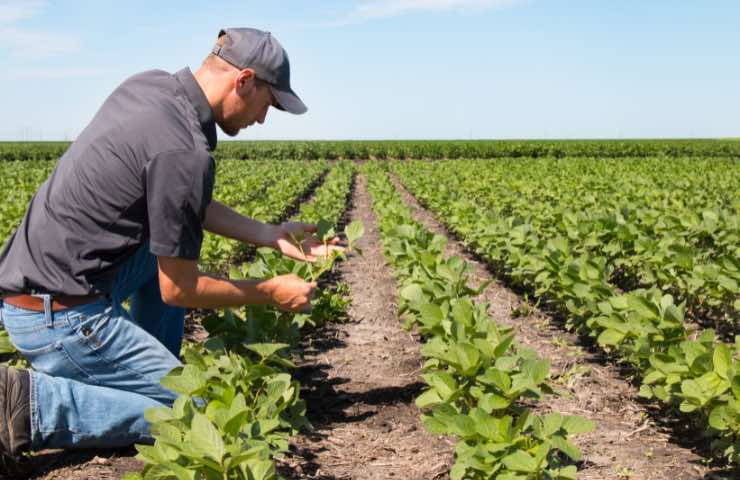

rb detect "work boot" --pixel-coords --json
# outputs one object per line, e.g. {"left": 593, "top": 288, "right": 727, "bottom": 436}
{"left": 0, "top": 366, "right": 31, "bottom": 479}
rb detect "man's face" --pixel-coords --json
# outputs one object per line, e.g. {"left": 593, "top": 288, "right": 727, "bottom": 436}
{"left": 219, "top": 72, "right": 275, "bottom": 137}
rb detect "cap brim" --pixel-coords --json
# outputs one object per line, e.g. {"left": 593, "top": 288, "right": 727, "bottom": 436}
{"left": 270, "top": 85, "right": 308, "bottom": 115}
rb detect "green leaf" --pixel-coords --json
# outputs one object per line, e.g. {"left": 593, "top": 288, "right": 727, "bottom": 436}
{"left": 643, "top": 370, "right": 665, "bottom": 385}
{"left": 249, "top": 460, "right": 277, "bottom": 480}
{"left": 144, "top": 407, "right": 174, "bottom": 424}
{"left": 543, "top": 412, "right": 564, "bottom": 436}
{"left": 451, "top": 414, "right": 477, "bottom": 438}
{"left": 608, "top": 295, "right": 629, "bottom": 310}
{"left": 524, "top": 359, "right": 550, "bottom": 385}
{"left": 418, "top": 303, "right": 445, "bottom": 328}
{"left": 552, "top": 434, "right": 583, "bottom": 461}
{"left": 0, "top": 331, "right": 16, "bottom": 354}
{"left": 502, "top": 450, "right": 537, "bottom": 473}
{"left": 597, "top": 328, "right": 625, "bottom": 347}
{"left": 316, "top": 218, "right": 336, "bottom": 241}
{"left": 717, "top": 274, "right": 738, "bottom": 292}
{"left": 708, "top": 406, "right": 729, "bottom": 431}
{"left": 191, "top": 413, "right": 225, "bottom": 463}
{"left": 562, "top": 415, "right": 596, "bottom": 435}
{"left": 246, "top": 342, "right": 290, "bottom": 359}
{"left": 416, "top": 388, "right": 443, "bottom": 408}
{"left": 454, "top": 343, "right": 481, "bottom": 376}
{"left": 425, "top": 371, "right": 458, "bottom": 399}
{"left": 451, "top": 298, "right": 474, "bottom": 326}
{"left": 478, "top": 393, "right": 511, "bottom": 412}
{"left": 345, "top": 220, "right": 365, "bottom": 245}
{"left": 556, "top": 465, "right": 578, "bottom": 480}
{"left": 493, "top": 334, "right": 515, "bottom": 358}
{"left": 400, "top": 283, "right": 425, "bottom": 304}
{"left": 182, "top": 348, "right": 207, "bottom": 370}
{"left": 712, "top": 344, "right": 731, "bottom": 380}
{"left": 627, "top": 293, "right": 659, "bottom": 318}
{"left": 160, "top": 365, "right": 206, "bottom": 395}
{"left": 638, "top": 384, "right": 654, "bottom": 399}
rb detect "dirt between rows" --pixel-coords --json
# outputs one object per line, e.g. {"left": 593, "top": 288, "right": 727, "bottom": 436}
{"left": 277, "top": 174, "right": 453, "bottom": 479}
{"left": 390, "top": 174, "right": 736, "bottom": 480}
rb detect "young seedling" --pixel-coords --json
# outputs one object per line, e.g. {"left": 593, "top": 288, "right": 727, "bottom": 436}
{"left": 289, "top": 219, "right": 364, "bottom": 283}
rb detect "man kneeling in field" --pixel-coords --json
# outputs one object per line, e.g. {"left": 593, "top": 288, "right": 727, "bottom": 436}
{"left": 0, "top": 28, "right": 338, "bottom": 478}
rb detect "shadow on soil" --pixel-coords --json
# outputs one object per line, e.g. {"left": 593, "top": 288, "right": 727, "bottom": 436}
{"left": 28, "top": 446, "right": 141, "bottom": 479}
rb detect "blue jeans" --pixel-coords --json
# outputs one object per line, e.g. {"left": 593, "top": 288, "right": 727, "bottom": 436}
{"left": 0, "top": 243, "right": 186, "bottom": 450}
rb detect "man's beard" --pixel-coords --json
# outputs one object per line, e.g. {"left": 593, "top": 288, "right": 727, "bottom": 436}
{"left": 219, "top": 119, "right": 241, "bottom": 137}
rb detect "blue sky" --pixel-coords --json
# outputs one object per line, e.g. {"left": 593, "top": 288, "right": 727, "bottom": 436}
{"left": 1, "top": 0, "right": 738, "bottom": 141}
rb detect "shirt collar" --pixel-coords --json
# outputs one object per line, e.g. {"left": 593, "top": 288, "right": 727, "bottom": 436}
{"left": 174, "top": 67, "right": 218, "bottom": 151}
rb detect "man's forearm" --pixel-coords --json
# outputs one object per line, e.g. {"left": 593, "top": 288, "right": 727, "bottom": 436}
{"left": 163, "top": 271, "right": 273, "bottom": 309}
{"left": 203, "top": 200, "right": 278, "bottom": 248}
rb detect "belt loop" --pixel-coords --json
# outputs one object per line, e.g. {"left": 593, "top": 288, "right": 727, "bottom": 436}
{"left": 34, "top": 294, "right": 53, "bottom": 328}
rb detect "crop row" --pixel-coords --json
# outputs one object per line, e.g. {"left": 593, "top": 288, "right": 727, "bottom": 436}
{"left": 0, "top": 160, "right": 55, "bottom": 241}
{"left": 395, "top": 158, "right": 739, "bottom": 333}
{"left": 393, "top": 160, "right": 740, "bottom": 465}
{"left": 363, "top": 161, "right": 594, "bottom": 480}
{"left": 4, "top": 139, "right": 740, "bottom": 162}
{"left": 128, "top": 161, "right": 362, "bottom": 479}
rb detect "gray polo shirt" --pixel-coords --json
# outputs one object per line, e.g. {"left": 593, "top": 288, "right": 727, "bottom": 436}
{"left": 0, "top": 67, "right": 217, "bottom": 296}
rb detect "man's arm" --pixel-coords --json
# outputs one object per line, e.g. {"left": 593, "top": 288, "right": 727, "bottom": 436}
{"left": 203, "top": 200, "right": 278, "bottom": 248}
{"left": 157, "top": 255, "right": 316, "bottom": 311}
{"left": 203, "top": 200, "right": 345, "bottom": 261}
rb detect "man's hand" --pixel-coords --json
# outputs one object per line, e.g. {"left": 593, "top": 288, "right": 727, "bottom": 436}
{"left": 273, "top": 221, "right": 345, "bottom": 262}
{"left": 258, "top": 274, "right": 317, "bottom": 312}
{"left": 157, "top": 256, "right": 317, "bottom": 311}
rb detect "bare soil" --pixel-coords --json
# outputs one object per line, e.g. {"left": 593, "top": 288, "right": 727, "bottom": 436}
{"left": 390, "top": 174, "right": 736, "bottom": 480}
{"left": 278, "top": 174, "right": 453, "bottom": 479}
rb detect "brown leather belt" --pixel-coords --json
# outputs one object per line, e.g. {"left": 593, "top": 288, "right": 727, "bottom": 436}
{"left": 3, "top": 294, "right": 105, "bottom": 312}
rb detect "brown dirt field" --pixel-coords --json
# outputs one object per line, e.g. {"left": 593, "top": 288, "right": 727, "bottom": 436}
{"left": 278, "top": 174, "right": 453, "bottom": 479}
{"left": 390, "top": 173, "right": 736, "bottom": 480}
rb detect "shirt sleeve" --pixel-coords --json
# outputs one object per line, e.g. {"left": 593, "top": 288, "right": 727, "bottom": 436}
{"left": 145, "top": 149, "right": 215, "bottom": 259}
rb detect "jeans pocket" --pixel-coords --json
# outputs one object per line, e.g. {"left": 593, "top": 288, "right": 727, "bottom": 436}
{"left": 12, "top": 341, "right": 59, "bottom": 360}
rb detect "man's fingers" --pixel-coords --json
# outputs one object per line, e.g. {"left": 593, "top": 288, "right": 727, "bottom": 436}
{"left": 302, "top": 222, "right": 317, "bottom": 233}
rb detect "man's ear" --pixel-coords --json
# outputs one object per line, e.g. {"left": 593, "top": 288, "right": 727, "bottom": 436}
{"left": 235, "top": 68, "right": 257, "bottom": 93}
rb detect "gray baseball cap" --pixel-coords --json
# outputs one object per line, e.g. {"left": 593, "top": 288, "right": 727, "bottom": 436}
{"left": 212, "top": 27, "right": 307, "bottom": 115}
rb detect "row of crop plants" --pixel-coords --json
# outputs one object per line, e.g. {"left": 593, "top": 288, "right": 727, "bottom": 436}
{"left": 126, "top": 161, "right": 362, "bottom": 479}
{"left": 0, "top": 160, "right": 55, "bottom": 240}
{"left": 4, "top": 139, "right": 740, "bottom": 163}
{"left": 395, "top": 158, "right": 739, "bottom": 333}
{"left": 393, "top": 159, "right": 740, "bottom": 466}
{"left": 363, "top": 161, "right": 594, "bottom": 480}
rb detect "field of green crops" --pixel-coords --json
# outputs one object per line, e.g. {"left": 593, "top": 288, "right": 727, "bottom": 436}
{"left": 0, "top": 140, "right": 737, "bottom": 479}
